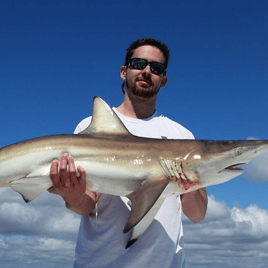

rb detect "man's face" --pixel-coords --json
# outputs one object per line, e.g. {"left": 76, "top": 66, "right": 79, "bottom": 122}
{"left": 121, "top": 45, "right": 167, "bottom": 98}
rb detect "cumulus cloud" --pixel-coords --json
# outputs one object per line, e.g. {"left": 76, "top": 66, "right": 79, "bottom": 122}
{"left": 241, "top": 137, "right": 268, "bottom": 183}
{"left": 183, "top": 196, "right": 268, "bottom": 268}
{"left": 0, "top": 235, "right": 76, "bottom": 267}
{"left": 0, "top": 188, "right": 80, "bottom": 240}
{"left": 1, "top": 187, "right": 268, "bottom": 268}
{"left": 243, "top": 150, "right": 268, "bottom": 183}
{"left": 0, "top": 188, "right": 80, "bottom": 267}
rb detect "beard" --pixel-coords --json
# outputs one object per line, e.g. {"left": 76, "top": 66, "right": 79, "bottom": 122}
{"left": 126, "top": 78, "right": 160, "bottom": 98}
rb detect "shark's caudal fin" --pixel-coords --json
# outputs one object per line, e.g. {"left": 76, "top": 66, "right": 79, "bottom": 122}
{"left": 79, "top": 97, "right": 131, "bottom": 136}
{"left": 123, "top": 178, "right": 170, "bottom": 234}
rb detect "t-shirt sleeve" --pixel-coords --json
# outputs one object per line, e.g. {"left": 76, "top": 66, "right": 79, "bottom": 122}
{"left": 73, "top": 116, "right": 92, "bottom": 134}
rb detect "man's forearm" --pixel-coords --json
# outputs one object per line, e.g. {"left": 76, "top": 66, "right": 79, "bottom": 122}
{"left": 181, "top": 188, "right": 208, "bottom": 223}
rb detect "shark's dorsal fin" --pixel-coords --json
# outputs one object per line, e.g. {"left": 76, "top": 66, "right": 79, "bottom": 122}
{"left": 79, "top": 96, "right": 131, "bottom": 136}
{"left": 123, "top": 178, "right": 170, "bottom": 234}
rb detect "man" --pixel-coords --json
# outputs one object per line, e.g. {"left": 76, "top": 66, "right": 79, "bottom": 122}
{"left": 49, "top": 38, "right": 208, "bottom": 268}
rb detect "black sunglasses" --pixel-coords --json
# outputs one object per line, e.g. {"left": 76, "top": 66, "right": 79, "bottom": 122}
{"left": 128, "top": 58, "right": 166, "bottom": 75}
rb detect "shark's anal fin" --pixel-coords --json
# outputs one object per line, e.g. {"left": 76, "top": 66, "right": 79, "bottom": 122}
{"left": 79, "top": 96, "right": 131, "bottom": 136}
{"left": 123, "top": 178, "right": 169, "bottom": 234}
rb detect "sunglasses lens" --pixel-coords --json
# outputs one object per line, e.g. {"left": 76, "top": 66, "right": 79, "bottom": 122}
{"left": 129, "top": 58, "right": 166, "bottom": 75}
{"left": 151, "top": 63, "right": 166, "bottom": 75}
{"left": 130, "top": 58, "right": 147, "bottom": 70}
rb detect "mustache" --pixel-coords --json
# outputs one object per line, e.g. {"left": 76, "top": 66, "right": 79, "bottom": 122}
{"left": 136, "top": 77, "right": 152, "bottom": 85}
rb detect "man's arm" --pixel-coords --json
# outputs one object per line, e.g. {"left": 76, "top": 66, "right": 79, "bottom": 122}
{"left": 180, "top": 187, "right": 208, "bottom": 223}
{"left": 66, "top": 190, "right": 98, "bottom": 216}
{"left": 48, "top": 153, "right": 98, "bottom": 215}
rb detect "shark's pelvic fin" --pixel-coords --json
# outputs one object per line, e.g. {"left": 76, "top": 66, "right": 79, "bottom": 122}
{"left": 129, "top": 197, "right": 165, "bottom": 241}
{"left": 79, "top": 96, "right": 131, "bottom": 136}
{"left": 10, "top": 176, "right": 53, "bottom": 202}
{"left": 9, "top": 167, "right": 53, "bottom": 202}
{"left": 124, "top": 178, "right": 170, "bottom": 234}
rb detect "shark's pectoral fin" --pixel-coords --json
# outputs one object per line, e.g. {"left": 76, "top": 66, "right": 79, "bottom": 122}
{"left": 123, "top": 178, "right": 169, "bottom": 234}
{"left": 10, "top": 175, "right": 52, "bottom": 203}
{"left": 130, "top": 197, "right": 165, "bottom": 241}
{"left": 126, "top": 196, "right": 166, "bottom": 248}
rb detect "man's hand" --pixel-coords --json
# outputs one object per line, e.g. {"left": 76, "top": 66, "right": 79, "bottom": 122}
{"left": 169, "top": 172, "right": 207, "bottom": 223}
{"left": 169, "top": 172, "right": 200, "bottom": 191}
{"left": 48, "top": 153, "right": 87, "bottom": 207}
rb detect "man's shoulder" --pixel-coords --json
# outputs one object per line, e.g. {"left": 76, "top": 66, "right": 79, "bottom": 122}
{"left": 154, "top": 112, "right": 195, "bottom": 139}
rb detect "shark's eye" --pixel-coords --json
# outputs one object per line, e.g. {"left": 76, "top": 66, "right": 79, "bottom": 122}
{"left": 235, "top": 148, "right": 242, "bottom": 155}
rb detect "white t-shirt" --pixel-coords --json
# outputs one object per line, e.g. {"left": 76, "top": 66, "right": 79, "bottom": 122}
{"left": 73, "top": 109, "right": 194, "bottom": 268}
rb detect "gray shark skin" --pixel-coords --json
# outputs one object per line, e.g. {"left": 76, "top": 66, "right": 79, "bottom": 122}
{"left": 0, "top": 96, "right": 268, "bottom": 242}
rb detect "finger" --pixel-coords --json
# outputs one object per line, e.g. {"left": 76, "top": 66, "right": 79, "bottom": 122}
{"left": 50, "top": 160, "right": 60, "bottom": 186}
{"left": 179, "top": 172, "right": 187, "bottom": 181}
{"left": 68, "top": 155, "right": 78, "bottom": 185}
{"left": 77, "top": 166, "right": 86, "bottom": 185}
{"left": 59, "top": 153, "right": 70, "bottom": 186}
{"left": 180, "top": 178, "right": 191, "bottom": 191}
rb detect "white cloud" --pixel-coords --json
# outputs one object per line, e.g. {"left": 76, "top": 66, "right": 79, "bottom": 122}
{"left": 230, "top": 204, "right": 268, "bottom": 238}
{"left": 1, "top": 187, "right": 268, "bottom": 267}
{"left": 202, "top": 195, "right": 230, "bottom": 221}
{"left": 0, "top": 235, "right": 76, "bottom": 267}
{"left": 243, "top": 150, "right": 268, "bottom": 183}
{"left": 242, "top": 137, "right": 268, "bottom": 183}
{"left": 0, "top": 188, "right": 80, "bottom": 240}
{"left": 183, "top": 195, "right": 268, "bottom": 268}
{"left": 0, "top": 188, "right": 80, "bottom": 267}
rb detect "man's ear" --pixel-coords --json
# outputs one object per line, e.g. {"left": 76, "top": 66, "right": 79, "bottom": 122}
{"left": 160, "top": 76, "right": 168, "bottom": 88}
{"left": 120, "top": 66, "right": 127, "bottom": 80}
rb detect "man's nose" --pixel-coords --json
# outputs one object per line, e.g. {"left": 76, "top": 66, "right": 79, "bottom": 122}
{"left": 141, "top": 64, "right": 151, "bottom": 75}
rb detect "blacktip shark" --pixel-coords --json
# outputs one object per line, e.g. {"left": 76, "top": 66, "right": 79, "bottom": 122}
{"left": 0, "top": 96, "right": 268, "bottom": 246}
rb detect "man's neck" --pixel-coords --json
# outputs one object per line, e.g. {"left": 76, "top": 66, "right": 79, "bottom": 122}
{"left": 116, "top": 90, "right": 157, "bottom": 119}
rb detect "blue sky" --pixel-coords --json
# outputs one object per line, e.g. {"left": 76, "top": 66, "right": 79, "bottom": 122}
{"left": 0, "top": 0, "right": 268, "bottom": 267}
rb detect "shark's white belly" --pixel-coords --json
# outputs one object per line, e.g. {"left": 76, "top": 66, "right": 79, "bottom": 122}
{"left": 75, "top": 160, "right": 153, "bottom": 196}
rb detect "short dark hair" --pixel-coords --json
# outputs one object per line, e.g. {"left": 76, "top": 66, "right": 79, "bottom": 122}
{"left": 124, "top": 38, "right": 170, "bottom": 68}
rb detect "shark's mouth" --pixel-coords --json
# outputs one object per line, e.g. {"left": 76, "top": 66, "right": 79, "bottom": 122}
{"left": 219, "top": 163, "right": 245, "bottom": 173}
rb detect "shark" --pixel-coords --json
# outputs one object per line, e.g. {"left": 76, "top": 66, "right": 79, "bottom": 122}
{"left": 0, "top": 96, "right": 268, "bottom": 244}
